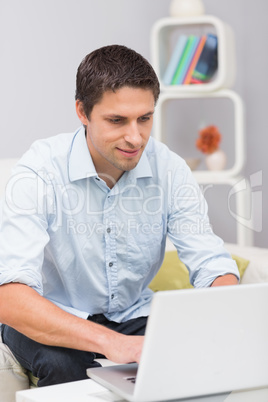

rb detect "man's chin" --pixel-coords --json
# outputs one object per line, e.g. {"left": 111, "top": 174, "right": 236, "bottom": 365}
{"left": 121, "top": 159, "right": 140, "bottom": 172}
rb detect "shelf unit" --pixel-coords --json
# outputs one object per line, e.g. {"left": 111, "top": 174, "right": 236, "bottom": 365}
{"left": 151, "top": 16, "right": 253, "bottom": 246}
{"left": 154, "top": 89, "right": 244, "bottom": 179}
{"left": 151, "top": 15, "right": 236, "bottom": 92}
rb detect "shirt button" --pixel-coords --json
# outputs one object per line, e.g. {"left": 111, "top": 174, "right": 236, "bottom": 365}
{"left": 107, "top": 228, "right": 111, "bottom": 233}
{"left": 109, "top": 262, "right": 113, "bottom": 267}
{"left": 95, "top": 177, "right": 100, "bottom": 181}
{"left": 111, "top": 294, "right": 114, "bottom": 299}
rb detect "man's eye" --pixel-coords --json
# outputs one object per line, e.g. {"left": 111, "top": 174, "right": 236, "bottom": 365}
{"left": 139, "top": 116, "right": 150, "bottom": 122}
{"left": 109, "top": 118, "right": 122, "bottom": 124}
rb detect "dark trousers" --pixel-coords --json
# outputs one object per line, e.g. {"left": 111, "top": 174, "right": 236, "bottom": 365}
{"left": 1, "top": 314, "right": 147, "bottom": 387}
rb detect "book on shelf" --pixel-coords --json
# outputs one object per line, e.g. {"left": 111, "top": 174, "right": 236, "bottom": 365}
{"left": 162, "top": 35, "right": 188, "bottom": 86}
{"left": 191, "top": 34, "right": 218, "bottom": 83}
{"left": 183, "top": 35, "right": 207, "bottom": 85}
{"left": 162, "top": 33, "right": 218, "bottom": 86}
{"left": 171, "top": 35, "right": 196, "bottom": 85}
{"left": 172, "top": 35, "right": 200, "bottom": 85}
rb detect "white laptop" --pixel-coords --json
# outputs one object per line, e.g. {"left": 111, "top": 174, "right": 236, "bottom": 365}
{"left": 87, "top": 283, "right": 268, "bottom": 402}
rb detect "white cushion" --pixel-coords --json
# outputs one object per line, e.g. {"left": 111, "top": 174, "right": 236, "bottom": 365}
{"left": 225, "top": 243, "right": 268, "bottom": 284}
{"left": 0, "top": 335, "right": 29, "bottom": 402}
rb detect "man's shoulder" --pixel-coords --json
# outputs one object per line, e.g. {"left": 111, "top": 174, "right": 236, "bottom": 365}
{"left": 16, "top": 130, "right": 80, "bottom": 174}
{"left": 26, "top": 131, "right": 75, "bottom": 158}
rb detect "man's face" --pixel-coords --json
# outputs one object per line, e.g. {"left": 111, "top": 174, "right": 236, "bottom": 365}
{"left": 76, "top": 86, "right": 155, "bottom": 185}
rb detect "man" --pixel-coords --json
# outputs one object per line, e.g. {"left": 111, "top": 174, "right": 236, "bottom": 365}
{"left": 0, "top": 45, "right": 239, "bottom": 387}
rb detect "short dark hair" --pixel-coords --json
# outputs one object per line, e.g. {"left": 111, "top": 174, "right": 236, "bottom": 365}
{"left": 75, "top": 45, "right": 160, "bottom": 118}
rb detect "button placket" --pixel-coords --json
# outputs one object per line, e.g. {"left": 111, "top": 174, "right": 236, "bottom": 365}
{"left": 103, "top": 194, "right": 118, "bottom": 310}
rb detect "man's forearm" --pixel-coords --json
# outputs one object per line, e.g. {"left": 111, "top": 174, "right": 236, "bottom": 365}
{"left": 0, "top": 283, "right": 144, "bottom": 363}
{"left": 0, "top": 283, "right": 116, "bottom": 353}
{"left": 211, "top": 274, "right": 239, "bottom": 287}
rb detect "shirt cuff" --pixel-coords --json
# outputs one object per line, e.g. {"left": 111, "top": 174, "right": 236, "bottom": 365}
{"left": 193, "top": 257, "right": 240, "bottom": 288}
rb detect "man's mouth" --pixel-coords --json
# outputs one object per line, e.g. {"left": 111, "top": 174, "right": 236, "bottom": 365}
{"left": 116, "top": 148, "right": 141, "bottom": 158}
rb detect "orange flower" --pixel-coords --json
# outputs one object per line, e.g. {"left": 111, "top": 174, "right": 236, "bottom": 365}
{"left": 196, "top": 125, "right": 222, "bottom": 154}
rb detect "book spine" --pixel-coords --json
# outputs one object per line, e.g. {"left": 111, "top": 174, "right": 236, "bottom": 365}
{"left": 189, "top": 76, "right": 206, "bottom": 84}
{"left": 183, "top": 35, "right": 207, "bottom": 85}
{"left": 175, "top": 36, "right": 200, "bottom": 85}
{"left": 162, "top": 35, "right": 188, "bottom": 86}
{"left": 192, "top": 34, "right": 218, "bottom": 82}
{"left": 171, "top": 35, "right": 196, "bottom": 85}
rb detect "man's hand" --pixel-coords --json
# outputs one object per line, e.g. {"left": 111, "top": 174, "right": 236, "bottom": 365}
{"left": 101, "top": 332, "right": 144, "bottom": 364}
{"left": 211, "top": 274, "right": 239, "bottom": 287}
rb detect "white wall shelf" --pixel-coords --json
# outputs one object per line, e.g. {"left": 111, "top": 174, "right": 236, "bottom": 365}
{"left": 151, "top": 15, "right": 236, "bottom": 92}
{"left": 154, "top": 89, "right": 245, "bottom": 179}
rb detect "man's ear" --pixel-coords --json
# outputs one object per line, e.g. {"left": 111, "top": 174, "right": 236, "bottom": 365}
{"left": 75, "top": 101, "right": 89, "bottom": 125}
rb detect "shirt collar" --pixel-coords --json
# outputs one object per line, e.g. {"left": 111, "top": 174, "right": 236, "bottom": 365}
{"left": 68, "top": 126, "right": 97, "bottom": 182}
{"left": 128, "top": 140, "right": 153, "bottom": 181}
{"left": 68, "top": 126, "right": 153, "bottom": 183}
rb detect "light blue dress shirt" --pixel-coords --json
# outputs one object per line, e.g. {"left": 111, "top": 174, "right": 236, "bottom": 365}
{"left": 0, "top": 126, "right": 239, "bottom": 322}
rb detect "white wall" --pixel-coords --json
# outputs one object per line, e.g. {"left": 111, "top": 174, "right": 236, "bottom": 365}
{"left": 0, "top": 0, "right": 267, "bottom": 247}
{"left": 0, "top": 0, "right": 170, "bottom": 155}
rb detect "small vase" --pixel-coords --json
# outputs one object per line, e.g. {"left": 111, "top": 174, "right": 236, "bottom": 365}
{"left": 169, "top": 0, "right": 205, "bottom": 17}
{"left": 205, "top": 149, "right": 226, "bottom": 171}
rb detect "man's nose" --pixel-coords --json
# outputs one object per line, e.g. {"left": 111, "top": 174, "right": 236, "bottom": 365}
{"left": 124, "top": 122, "right": 142, "bottom": 148}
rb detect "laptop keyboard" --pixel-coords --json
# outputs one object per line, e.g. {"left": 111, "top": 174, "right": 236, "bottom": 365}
{"left": 124, "top": 376, "right": 136, "bottom": 384}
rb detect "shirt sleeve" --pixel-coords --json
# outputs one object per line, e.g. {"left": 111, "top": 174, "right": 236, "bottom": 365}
{"left": 0, "top": 166, "right": 52, "bottom": 294}
{"left": 167, "top": 161, "right": 240, "bottom": 287}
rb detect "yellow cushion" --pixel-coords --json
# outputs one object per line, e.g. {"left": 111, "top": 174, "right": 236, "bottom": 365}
{"left": 149, "top": 251, "right": 249, "bottom": 292}
{"left": 28, "top": 370, "right": 39, "bottom": 387}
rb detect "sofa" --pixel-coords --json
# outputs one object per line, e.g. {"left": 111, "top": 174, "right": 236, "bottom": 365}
{"left": 0, "top": 158, "right": 268, "bottom": 402}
